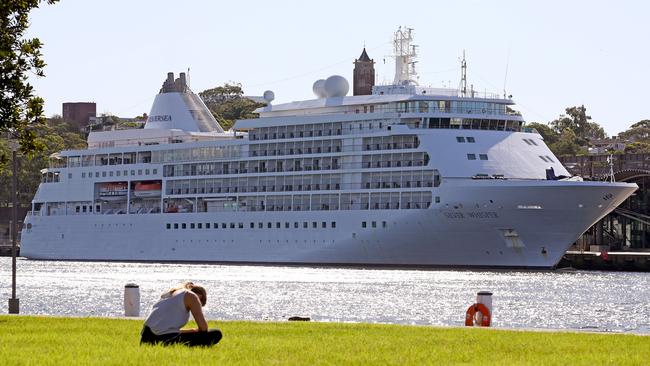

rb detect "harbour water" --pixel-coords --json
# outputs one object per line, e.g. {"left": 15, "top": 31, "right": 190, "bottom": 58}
{"left": 1, "top": 258, "right": 648, "bottom": 334}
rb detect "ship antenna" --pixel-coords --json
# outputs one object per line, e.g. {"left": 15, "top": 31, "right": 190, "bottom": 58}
{"left": 503, "top": 49, "right": 510, "bottom": 99}
{"left": 607, "top": 154, "right": 616, "bottom": 182}
{"left": 460, "top": 50, "right": 467, "bottom": 97}
{"left": 187, "top": 67, "right": 191, "bottom": 89}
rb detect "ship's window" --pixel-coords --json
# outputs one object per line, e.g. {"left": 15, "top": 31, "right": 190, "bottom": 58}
{"left": 303, "top": 222, "right": 308, "bottom": 228}
{"left": 213, "top": 223, "right": 218, "bottom": 229}
{"left": 230, "top": 223, "right": 235, "bottom": 228}
{"left": 435, "top": 196, "right": 440, "bottom": 203}
{"left": 153, "top": 169, "right": 157, "bottom": 175}
{"left": 182, "top": 223, "right": 186, "bottom": 229}
{"left": 456, "top": 137, "right": 465, "bottom": 143}
{"left": 479, "top": 154, "right": 488, "bottom": 160}
{"left": 267, "top": 222, "right": 272, "bottom": 229}
{"left": 467, "top": 137, "right": 475, "bottom": 143}
{"left": 382, "top": 221, "right": 387, "bottom": 228}
{"left": 545, "top": 155, "right": 554, "bottom": 162}
{"left": 258, "top": 222, "right": 263, "bottom": 229}
{"left": 322, "top": 222, "right": 326, "bottom": 228}
{"left": 362, "top": 221, "right": 367, "bottom": 228}
{"left": 372, "top": 221, "right": 377, "bottom": 228}
{"left": 166, "top": 224, "right": 171, "bottom": 229}
{"left": 539, "top": 155, "right": 549, "bottom": 162}
{"left": 250, "top": 222, "right": 254, "bottom": 229}
{"left": 96, "top": 205, "right": 100, "bottom": 212}
{"left": 95, "top": 172, "right": 99, "bottom": 178}
{"left": 138, "top": 170, "right": 142, "bottom": 175}
{"left": 82, "top": 172, "right": 86, "bottom": 178}
{"left": 222, "top": 223, "right": 227, "bottom": 229}
{"left": 124, "top": 170, "right": 128, "bottom": 176}
{"left": 206, "top": 223, "right": 210, "bottom": 229}
{"left": 75, "top": 206, "right": 80, "bottom": 213}
{"left": 145, "top": 169, "right": 150, "bottom": 175}
{"left": 197, "top": 223, "right": 202, "bottom": 229}
{"left": 285, "top": 222, "right": 290, "bottom": 228}
{"left": 131, "top": 170, "right": 135, "bottom": 175}
{"left": 82, "top": 206, "right": 87, "bottom": 213}
{"left": 331, "top": 222, "right": 336, "bottom": 228}
{"left": 312, "top": 222, "right": 317, "bottom": 228}
{"left": 109, "top": 171, "right": 113, "bottom": 177}
{"left": 239, "top": 223, "right": 244, "bottom": 229}
{"left": 276, "top": 222, "right": 280, "bottom": 228}
{"left": 294, "top": 222, "right": 299, "bottom": 228}
{"left": 467, "top": 154, "right": 477, "bottom": 160}
{"left": 102, "top": 172, "right": 106, "bottom": 177}
{"left": 173, "top": 223, "right": 178, "bottom": 229}
{"left": 190, "top": 223, "right": 195, "bottom": 229}
{"left": 116, "top": 171, "right": 121, "bottom": 176}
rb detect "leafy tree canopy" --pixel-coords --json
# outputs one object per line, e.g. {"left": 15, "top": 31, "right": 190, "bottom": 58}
{"left": 619, "top": 119, "right": 650, "bottom": 143}
{"left": 0, "top": 117, "right": 85, "bottom": 206}
{"left": 0, "top": 0, "right": 58, "bottom": 159}
{"left": 623, "top": 141, "right": 650, "bottom": 154}
{"left": 550, "top": 105, "right": 606, "bottom": 144}
{"left": 199, "top": 83, "right": 266, "bottom": 130}
{"left": 526, "top": 122, "right": 559, "bottom": 145}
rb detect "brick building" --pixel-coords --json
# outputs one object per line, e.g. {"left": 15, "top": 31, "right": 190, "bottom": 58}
{"left": 62, "top": 102, "right": 96, "bottom": 128}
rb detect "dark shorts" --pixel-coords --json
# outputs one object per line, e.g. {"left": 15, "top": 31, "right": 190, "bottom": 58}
{"left": 140, "top": 325, "right": 223, "bottom": 347}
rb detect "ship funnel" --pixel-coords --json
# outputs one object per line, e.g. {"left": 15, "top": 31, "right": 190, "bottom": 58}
{"left": 145, "top": 72, "right": 224, "bottom": 133}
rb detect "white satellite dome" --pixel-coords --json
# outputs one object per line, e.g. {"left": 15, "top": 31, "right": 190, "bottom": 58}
{"left": 263, "top": 90, "right": 275, "bottom": 103}
{"left": 312, "top": 79, "right": 327, "bottom": 98}
{"left": 324, "top": 75, "right": 349, "bottom": 98}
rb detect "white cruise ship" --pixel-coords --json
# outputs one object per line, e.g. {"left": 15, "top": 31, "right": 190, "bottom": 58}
{"left": 20, "top": 28, "right": 636, "bottom": 268}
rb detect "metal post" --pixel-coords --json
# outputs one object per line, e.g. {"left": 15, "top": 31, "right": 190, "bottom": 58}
{"left": 9, "top": 149, "right": 19, "bottom": 314}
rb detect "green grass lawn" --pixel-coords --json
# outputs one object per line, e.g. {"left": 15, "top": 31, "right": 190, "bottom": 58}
{"left": 0, "top": 316, "right": 648, "bottom": 365}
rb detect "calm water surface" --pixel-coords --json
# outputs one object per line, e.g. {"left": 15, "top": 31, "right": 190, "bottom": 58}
{"left": 1, "top": 258, "right": 648, "bottom": 333}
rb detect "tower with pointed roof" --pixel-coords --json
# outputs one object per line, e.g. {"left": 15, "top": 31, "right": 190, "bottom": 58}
{"left": 353, "top": 48, "right": 375, "bottom": 96}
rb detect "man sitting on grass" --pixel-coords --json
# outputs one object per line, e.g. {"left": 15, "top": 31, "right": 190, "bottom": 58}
{"left": 140, "top": 282, "right": 222, "bottom": 347}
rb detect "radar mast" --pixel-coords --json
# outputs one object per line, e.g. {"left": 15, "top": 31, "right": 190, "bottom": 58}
{"left": 392, "top": 26, "right": 418, "bottom": 86}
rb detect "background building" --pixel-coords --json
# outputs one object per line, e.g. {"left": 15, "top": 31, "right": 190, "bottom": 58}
{"left": 62, "top": 102, "right": 96, "bottom": 128}
{"left": 353, "top": 48, "right": 375, "bottom": 96}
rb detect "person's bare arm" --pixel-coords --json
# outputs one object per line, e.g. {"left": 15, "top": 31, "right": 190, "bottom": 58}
{"left": 181, "top": 291, "right": 209, "bottom": 332}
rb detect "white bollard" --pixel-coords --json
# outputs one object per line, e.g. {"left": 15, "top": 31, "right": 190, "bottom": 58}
{"left": 124, "top": 283, "right": 140, "bottom": 317}
{"left": 477, "top": 290, "right": 493, "bottom": 319}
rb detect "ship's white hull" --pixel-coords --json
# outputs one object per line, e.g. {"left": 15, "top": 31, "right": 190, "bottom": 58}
{"left": 20, "top": 180, "right": 636, "bottom": 268}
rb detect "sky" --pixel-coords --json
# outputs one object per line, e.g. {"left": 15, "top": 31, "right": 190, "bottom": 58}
{"left": 26, "top": 0, "right": 650, "bottom": 136}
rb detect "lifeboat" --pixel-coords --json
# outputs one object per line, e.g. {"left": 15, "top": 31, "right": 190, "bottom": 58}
{"left": 98, "top": 182, "right": 128, "bottom": 201}
{"left": 133, "top": 181, "right": 162, "bottom": 198}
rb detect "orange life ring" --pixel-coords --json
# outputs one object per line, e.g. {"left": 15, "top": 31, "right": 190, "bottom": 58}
{"left": 465, "top": 303, "right": 491, "bottom": 327}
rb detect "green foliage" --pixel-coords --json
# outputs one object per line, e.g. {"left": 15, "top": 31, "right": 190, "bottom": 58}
{"left": 0, "top": 316, "right": 649, "bottom": 366}
{"left": 550, "top": 105, "right": 606, "bottom": 144}
{"left": 0, "top": 0, "right": 59, "bottom": 156}
{"left": 199, "top": 83, "right": 266, "bottom": 130}
{"left": 548, "top": 128, "right": 588, "bottom": 156}
{"left": 624, "top": 141, "right": 650, "bottom": 154}
{"left": 619, "top": 119, "right": 650, "bottom": 143}
{"left": 0, "top": 117, "right": 86, "bottom": 206}
{"left": 526, "top": 122, "right": 559, "bottom": 145}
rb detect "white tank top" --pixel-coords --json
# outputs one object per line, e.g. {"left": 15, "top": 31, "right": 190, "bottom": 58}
{"left": 144, "top": 289, "right": 190, "bottom": 335}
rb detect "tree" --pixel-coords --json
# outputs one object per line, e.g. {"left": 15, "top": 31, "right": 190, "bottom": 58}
{"left": 0, "top": 118, "right": 85, "bottom": 206}
{"left": 199, "top": 83, "right": 266, "bottom": 130}
{"left": 548, "top": 128, "right": 587, "bottom": 156}
{"left": 624, "top": 141, "right": 650, "bottom": 154}
{"left": 619, "top": 119, "right": 650, "bottom": 143}
{"left": 550, "top": 105, "right": 606, "bottom": 143}
{"left": 526, "top": 122, "right": 559, "bottom": 145}
{"left": 1, "top": 0, "right": 59, "bottom": 159}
